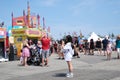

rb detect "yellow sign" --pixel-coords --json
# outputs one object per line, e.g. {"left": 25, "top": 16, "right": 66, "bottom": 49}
{"left": 26, "top": 28, "right": 42, "bottom": 37}
{"left": 12, "top": 29, "right": 26, "bottom": 36}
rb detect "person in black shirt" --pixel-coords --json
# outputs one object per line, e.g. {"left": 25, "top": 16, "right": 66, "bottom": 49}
{"left": 89, "top": 39, "right": 95, "bottom": 55}
{"left": 9, "top": 43, "right": 14, "bottom": 61}
{"left": 96, "top": 38, "right": 102, "bottom": 55}
{"left": 102, "top": 37, "right": 109, "bottom": 56}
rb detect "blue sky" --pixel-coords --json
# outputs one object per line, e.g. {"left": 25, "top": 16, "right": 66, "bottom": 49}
{"left": 0, "top": 0, "right": 120, "bottom": 39}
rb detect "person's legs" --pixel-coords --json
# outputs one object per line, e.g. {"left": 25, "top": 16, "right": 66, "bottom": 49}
{"left": 109, "top": 52, "right": 111, "bottom": 60}
{"left": 76, "top": 47, "right": 80, "bottom": 58}
{"left": 61, "top": 52, "right": 64, "bottom": 59}
{"left": 66, "top": 61, "right": 73, "bottom": 77}
{"left": 24, "top": 57, "right": 28, "bottom": 66}
{"left": 117, "top": 48, "right": 120, "bottom": 59}
{"left": 99, "top": 48, "right": 102, "bottom": 55}
{"left": 22, "top": 57, "right": 25, "bottom": 66}
{"left": 44, "top": 50, "right": 50, "bottom": 66}
{"left": 107, "top": 52, "right": 109, "bottom": 60}
{"left": 67, "top": 61, "right": 73, "bottom": 72}
{"left": 41, "top": 50, "right": 45, "bottom": 66}
{"left": 58, "top": 51, "right": 61, "bottom": 59}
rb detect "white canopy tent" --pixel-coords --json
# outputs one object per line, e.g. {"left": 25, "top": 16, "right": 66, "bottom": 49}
{"left": 88, "top": 32, "right": 102, "bottom": 42}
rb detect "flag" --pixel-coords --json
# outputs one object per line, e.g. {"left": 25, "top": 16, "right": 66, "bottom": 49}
{"left": 11, "top": 12, "right": 13, "bottom": 27}
{"left": 0, "top": 22, "right": 4, "bottom": 27}
{"left": 37, "top": 14, "right": 40, "bottom": 28}
{"left": 43, "top": 17, "right": 45, "bottom": 30}
{"left": 31, "top": 18, "right": 33, "bottom": 28}
{"left": 31, "top": 16, "right": 37, "bottom": 28}
{"left": 23, "top": 10, "right": 26, "bottom": 26}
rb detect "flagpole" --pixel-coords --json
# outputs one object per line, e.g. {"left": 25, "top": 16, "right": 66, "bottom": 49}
{"left": 43, "top": 17, "right": 45, "bottom": 30}
{"left": 37, "top": 14, "right": 40, "bottom": 29}
{"left": 11, "top": 12, "right": 13, "bottom": 28}
{"left": 23, "top": 10, "right": 26, "bottom": 27}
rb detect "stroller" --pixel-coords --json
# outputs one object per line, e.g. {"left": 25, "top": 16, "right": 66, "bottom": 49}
{"left": 27, "top": 45, "right": 42, "bottom": 66}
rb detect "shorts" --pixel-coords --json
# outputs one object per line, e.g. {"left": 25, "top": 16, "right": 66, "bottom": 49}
{"left": 42, "top": 49, "right": 50, "bottom": 58}
{"left": 117, "top": 48, "right": 120, "bottom": 54}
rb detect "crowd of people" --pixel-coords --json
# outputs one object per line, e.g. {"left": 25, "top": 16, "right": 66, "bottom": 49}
{"left": 54, "top": 35, "right": 120, "bottom": 61}
{"left": 7, "top": 34, "right": 120, "bottom": 78}
{"left": 20, "top": 34, "right": 51, "bottom": 66}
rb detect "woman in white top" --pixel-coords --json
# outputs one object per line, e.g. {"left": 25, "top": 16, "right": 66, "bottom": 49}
{"left": 63, "top": 35, "right": 74, "bottom": 78}
{"left": 106, "top": 41, "right": 112, "bottom": 60}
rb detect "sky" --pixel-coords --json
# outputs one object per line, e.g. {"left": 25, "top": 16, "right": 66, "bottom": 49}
{"left": 0, "top": 0, "right": 120, "bottom": 40}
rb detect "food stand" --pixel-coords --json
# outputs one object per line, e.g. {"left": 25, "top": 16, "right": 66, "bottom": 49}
{"left": 12, "top": 28, "right": 42, "bottom": 57}
{"left": 0, "top": 28, "right": 6, "bottom": 58}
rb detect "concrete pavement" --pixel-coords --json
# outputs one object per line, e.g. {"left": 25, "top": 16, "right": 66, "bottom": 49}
{"left": 0, "top": 51, "right": 120, "bottom": 80}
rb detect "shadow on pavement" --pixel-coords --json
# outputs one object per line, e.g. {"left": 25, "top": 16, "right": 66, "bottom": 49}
{"left": 53, "top": 73, "right": 66, "bottom": 77}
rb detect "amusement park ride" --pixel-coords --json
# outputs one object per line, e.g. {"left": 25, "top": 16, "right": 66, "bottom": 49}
{"left": 0, "top": 2, "right": 50, "bottom": 61}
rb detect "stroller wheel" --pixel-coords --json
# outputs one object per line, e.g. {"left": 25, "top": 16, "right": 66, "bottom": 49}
{"left": 34, "top": 61, "right": 40, "bottom": 66}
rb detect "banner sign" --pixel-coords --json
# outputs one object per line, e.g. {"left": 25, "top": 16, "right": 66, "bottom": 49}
{"left": 0, "top": 28, "right": 6, "bottom": 38}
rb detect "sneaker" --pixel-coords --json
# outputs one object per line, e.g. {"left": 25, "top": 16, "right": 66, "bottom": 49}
{"left": 41, "top": 64, "right": 44, "bottom": 67}
{"left": 44, "top": 63, "right": 49, "bottom": 67}
{"left": 62, "top": 58, "right": 64, "bottom": 60}
{"left": 66, "top": 73, "right": 73, "bottom": 78}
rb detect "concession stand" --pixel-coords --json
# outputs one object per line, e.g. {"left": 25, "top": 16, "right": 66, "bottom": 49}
{"left": 0, "top": 28, "right": 6, "bottom": 58}
{"left": 12, "top": 28, "right": 42, "bottom": 57}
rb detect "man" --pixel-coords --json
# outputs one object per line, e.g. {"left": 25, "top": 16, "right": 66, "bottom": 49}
{"left": 41, "top": 34, "right": 50, "bottom": 67}
{"left": 102, "top": 37, "right": 109, "bottom": 56}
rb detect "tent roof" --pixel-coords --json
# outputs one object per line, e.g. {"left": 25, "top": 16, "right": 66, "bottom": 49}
{"left": 88, "top": 32, "right": 101, "bottom": 42}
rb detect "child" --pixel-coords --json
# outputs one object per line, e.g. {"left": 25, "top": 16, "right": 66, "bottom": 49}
{"left": 20, "top": 50, "right": 23, "bottom": 65}
{"left": 63, "top": 35, "right": 74, "bottom": 78}
{"left": 106, "top": 41, "right": 112, "bottom": 60}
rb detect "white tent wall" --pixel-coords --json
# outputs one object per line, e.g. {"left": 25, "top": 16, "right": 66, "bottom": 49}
{"left": 88, "top": 32, "right": 102, "bottom": 42}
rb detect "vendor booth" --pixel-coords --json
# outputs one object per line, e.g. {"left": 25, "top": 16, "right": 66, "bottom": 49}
{"left": 0, "top": 28, "right": 6, "bottom": 58}
{"left": 12, "top": 28, "right": 42, "bottom": 57}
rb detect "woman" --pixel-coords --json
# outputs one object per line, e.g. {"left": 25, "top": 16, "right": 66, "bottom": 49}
{"left": 22, "top": 39, "right": 30, "bottom": 66}
{"left": 73, "top": 38, "right": 80, "bottom": 58}
{"left": 84, "top": 39, "right": 89, "bottom": 55}
{"left": 63, "top": 35, "right": 74, "bottom": 78}
{"left": 58, "top": 39, "right": 65, "bottom": 59}
{"left": 106, "top": 41, "right": 112, "bottom": 60}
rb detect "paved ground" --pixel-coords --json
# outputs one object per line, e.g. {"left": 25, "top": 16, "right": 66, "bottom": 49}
{"left": 1, "top": 51, "right": 120, "bottom": 80}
